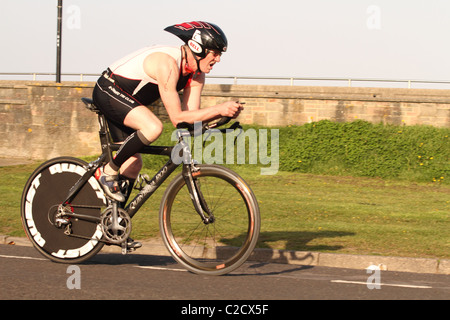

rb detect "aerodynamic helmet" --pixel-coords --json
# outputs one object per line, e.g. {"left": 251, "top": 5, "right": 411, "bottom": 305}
{"left": 164, "top": 21, "right": 228, "bottom": 59}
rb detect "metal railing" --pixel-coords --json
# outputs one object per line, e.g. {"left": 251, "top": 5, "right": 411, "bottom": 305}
{"left": 206, "top": 75, "right": 450, "bottom": 89}
{"left": 0, "top": 72, "right": 100, "bottom": 82}
{"left": 1, "top": 72, "right": 450, "bottom": 89}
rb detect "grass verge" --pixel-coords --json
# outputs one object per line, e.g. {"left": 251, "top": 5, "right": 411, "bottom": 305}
{"left": 1, "top": 161, "right": 449, "bottom": 259}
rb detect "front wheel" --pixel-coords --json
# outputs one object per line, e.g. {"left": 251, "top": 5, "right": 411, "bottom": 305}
{"left": 21, "top": 157, "right": 107, "bottom": 264}
{"left": 159, "top": 165, "right": 260, "bottom": 275}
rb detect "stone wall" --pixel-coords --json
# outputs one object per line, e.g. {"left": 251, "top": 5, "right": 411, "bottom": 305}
{"left": 201, "top": 84, "right": 450, "bottom": 127}
{"left": 0, "top": 81, "right": 99, "bottom": 160}
{"left": 1, "top": 80, "right": 449, "bottom": 160}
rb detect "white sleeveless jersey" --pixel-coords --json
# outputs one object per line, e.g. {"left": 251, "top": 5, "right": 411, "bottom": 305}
{"left": 106, "top": 46, "right": 191, "bottom": 105}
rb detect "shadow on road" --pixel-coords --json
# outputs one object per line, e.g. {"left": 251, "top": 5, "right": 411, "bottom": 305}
{"left": 256, "top": 230, "right": 355, "bottom": 252}
{"left": 86, "top": 252, "right": 175, "bottom": 267}
{"left": 81, "top": 230, "right": 355, "bottom": 276}
{"left": 85, "top": 252, "right": 315, "bottom": 277}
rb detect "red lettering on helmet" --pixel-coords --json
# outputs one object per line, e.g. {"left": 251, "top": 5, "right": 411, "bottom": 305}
{"left": 175, "top": 21, "right": 219, "bottom": 34}
{"left": 175, "top": 22, "right": 195, "bottom": 31}
{"left": 191, "top": 21, "right": 204, "bottom": 28}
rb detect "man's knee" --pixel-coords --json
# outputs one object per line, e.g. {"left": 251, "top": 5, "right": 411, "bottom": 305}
{"left": 142, "top": 119, "right": 163, "bottom": 142}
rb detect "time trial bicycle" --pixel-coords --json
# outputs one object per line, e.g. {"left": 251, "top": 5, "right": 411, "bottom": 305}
{"left": 21, "top": 98, "right": 260, "bottom": 276}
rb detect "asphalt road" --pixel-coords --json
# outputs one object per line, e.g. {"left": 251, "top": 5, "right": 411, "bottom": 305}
{"left": 1, "top": 244, "right": 448, "bottom": 308}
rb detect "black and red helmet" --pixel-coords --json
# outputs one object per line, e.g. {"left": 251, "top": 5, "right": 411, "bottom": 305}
{"left": 165, "top": 21, "right": 228, "bottom": 59}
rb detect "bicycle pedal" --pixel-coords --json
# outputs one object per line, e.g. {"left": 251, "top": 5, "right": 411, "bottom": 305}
{"left": 121, "top": 239, "right": 142, "bottom": 254}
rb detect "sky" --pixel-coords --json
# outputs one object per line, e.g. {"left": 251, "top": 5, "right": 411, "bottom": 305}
{"left": 1, "top": 0, "right": 450, "bottom": 87}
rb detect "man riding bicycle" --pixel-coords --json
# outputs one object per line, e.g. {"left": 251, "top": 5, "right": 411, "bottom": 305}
{"left": 93, "top": 21, "right": 243, "bottom": 207}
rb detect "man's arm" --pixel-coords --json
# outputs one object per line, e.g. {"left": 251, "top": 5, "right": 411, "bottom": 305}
{"left": 144, "top": 53, "right": 240, "bottom": 126}
{"left": 181, "top": 72, "right": 205, "bottom": 112}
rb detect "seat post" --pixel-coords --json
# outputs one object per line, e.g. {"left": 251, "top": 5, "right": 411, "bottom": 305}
{"left": 97, "top": 113, "right": 114, "bottom": 164}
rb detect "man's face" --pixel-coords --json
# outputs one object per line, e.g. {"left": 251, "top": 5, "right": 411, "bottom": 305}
{"left": 199, "top": 50, "right": 222, "bottom": 73}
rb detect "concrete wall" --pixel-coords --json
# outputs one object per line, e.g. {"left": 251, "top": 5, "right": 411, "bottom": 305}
{"left": 1, "top": 80, "right": 449, "bottom": 160}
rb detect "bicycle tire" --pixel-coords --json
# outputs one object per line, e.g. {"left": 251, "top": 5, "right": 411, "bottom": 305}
{"left": 21, "top": 157, "right": 107, "bottom": 264}
{"left": 159, "top": 165, "right": 260, "bottom": 275}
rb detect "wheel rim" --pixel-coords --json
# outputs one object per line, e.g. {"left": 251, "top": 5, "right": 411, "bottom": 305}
{"left": 161, "top": 166, "right": 259, "bottom": 274}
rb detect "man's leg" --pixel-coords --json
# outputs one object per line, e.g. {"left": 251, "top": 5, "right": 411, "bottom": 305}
{"left": 103, "top": 106, "right": 163, "bottom": 176}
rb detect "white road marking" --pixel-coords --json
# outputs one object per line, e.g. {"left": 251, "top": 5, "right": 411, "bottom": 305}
{"left": 0, "top": 254, "right": 46, "bottom": 261}
{"left": 135, "top": 265, "right": 187, "bottom": 272}
{"left": 331, "top": 280, "right": 433, "bottom": 289}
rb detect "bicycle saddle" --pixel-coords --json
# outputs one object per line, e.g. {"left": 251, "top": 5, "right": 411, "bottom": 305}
{"left": 81, "top": 97, "right": 101, "bottom": 113}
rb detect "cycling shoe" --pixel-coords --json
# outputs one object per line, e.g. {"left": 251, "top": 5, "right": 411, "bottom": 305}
{"left": 95, "top": 166, "right": 126, "bottom": 202}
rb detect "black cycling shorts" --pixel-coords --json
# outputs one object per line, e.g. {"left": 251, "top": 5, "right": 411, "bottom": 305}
{"left": 92, "top": 70, "right": 142, "bottom": 142}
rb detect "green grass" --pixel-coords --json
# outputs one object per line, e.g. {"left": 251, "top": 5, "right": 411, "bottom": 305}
{"left": 2, "top": 160, "right": 449, "bottom": 259}
{"left": 242, "top": 168, "right": 449, "bottom": 259}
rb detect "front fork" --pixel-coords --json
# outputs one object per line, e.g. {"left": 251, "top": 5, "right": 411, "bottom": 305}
{"left": 182, "top": 163, "right": 214, "bottom": 224}
{"left": 177, "top": 130, "right": 214, "bottom": 224}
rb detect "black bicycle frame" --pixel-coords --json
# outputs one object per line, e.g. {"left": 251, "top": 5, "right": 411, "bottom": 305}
{"left": 62, "top": 99, "right": 221, "bottom": 225}
{"left": 63, "top": 137, "right": 208, "bottom": 224}
{"left": 123, "top": 146, "right": 179, "bottom": 218}
{"left": 122, "top": 139, "right": 213, "bottom": 222}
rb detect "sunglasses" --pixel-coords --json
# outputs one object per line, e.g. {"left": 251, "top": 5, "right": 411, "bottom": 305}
{"left": 206, "top": 49, "right": 222, "bottom": 57}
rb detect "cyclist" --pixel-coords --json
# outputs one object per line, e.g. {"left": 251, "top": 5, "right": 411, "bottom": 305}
{"left": 93, "top": 21, "right": 243, "bottom": 205}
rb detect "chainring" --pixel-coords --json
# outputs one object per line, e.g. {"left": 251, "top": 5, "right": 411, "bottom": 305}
{"left": 100, "top": 207, "right": 132, "bottom": 244}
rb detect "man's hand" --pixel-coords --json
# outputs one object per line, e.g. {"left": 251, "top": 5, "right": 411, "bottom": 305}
{"left": 217, "top": 101, "right": 244, "bottom": 118}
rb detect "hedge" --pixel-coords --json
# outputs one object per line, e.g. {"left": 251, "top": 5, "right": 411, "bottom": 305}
{"left": 278, "top": 120, "right": 450, "bottom": 184}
